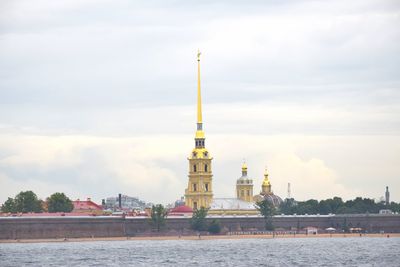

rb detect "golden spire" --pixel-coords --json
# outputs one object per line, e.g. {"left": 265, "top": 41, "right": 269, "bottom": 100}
{"left": 195, "top": 50, "right": 205, "bottom": 142}
{"left": 197, "top": 49, "right": 202, "bottom": 124}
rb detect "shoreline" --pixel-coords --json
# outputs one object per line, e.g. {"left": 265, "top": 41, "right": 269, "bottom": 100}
{"left": 1, "top": 233, "right": 399, "bottom": 244}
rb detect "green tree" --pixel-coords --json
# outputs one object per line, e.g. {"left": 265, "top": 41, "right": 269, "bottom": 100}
{"left": 14, "top": 191, "right": 43, "bottom": 213}
{"left": 256, "top": 200, "right": 276, "bottom": 230}
{"left": 47, "top": 192, "right": 74, "bottom": 213}
{"left": 208, "top": 219, "right": 221, "bottom": 234}
{"left": 150, "top": 204, "right": 168, "bottom": 232}
{"left": 190, "top": 207, "right": 208, "bottom": 231}
{"left": 1, "top": 197, "right": 16, "bottom": 213}
{"left": 280, "top": 198, "right": 296, "bottom": 215}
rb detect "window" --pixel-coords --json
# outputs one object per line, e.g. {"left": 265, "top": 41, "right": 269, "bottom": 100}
{"left": 193, "top": 165, "right": 197, "bottom": 172}
{"left": 205, "top": 164, "right": 208, "bottom": 172}
{"left": 205, "top": 183, "right": 209, "bottom": 192}
{"left": 193, "top": 202, "right": 198, "bottom": 210}
{"left": 247, "top": 190, "right": 250, "bottom": 196}
{"left": 241, "top": 190, "right": 244, "bottom": 197}
{"left": 193, "top": 183, "right": 197, "bottom": 192}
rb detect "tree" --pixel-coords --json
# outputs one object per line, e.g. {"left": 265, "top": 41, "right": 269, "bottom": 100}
{"left": 280, "top": 198, "right": 296, "bottom": 215}
{"left": 1, "top": 197, "right": 16, "bottom": 213}
{"left": 256, "top": 200, "right": 276, "bottom": 230}
{"left": 190, "top": 207, "right": 208, "bottom": 231}
{"left": 150, "top": 204, "right": 168, "bottom": 232}
{"left": 208, "top": 219, "right": 221, "bottom": 234}
{"left": 47, "top": 192, "right": 74, "bottom": 213}
{"left": 14, "top": 191, "right": 43, "bottom": 213}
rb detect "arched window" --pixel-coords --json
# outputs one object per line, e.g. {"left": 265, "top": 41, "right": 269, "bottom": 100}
{"left": 205, "top": 164, "right": 208, "bottom": 172}
{"left": 193, "top": 183, "right": 197, "bottom": 192}
{"left": 193, "top": 165, "right": 197, "bottom": 172}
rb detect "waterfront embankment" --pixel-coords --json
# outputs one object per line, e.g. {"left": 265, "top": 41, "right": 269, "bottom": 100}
{"left": 1, "top": 233, "right": 399, "bottom": 244}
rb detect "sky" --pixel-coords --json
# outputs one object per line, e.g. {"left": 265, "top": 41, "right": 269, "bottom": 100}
{"left": 0, "top": 0, "right": 399, "bottom": 205}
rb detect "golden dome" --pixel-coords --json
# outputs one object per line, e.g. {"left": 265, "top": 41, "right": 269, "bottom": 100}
{"left": 262, "top": 168, "right": 270, "bottom": 186}
{"left": 262, "top": 178, "right": 271, "bottom": 186}
{"left": 242, "top": 162, "right": 248, "bottom": 171}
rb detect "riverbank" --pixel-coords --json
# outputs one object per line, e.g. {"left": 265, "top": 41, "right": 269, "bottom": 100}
{"left": 1, "top": 233, "right": 399, "bottom": 244}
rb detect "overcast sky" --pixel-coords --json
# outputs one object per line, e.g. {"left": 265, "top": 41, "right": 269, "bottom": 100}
{"left": 0, "top": 0, "right": 399, "bottom": 205}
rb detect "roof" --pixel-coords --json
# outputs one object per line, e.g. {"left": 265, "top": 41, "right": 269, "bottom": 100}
{"left": 73, "top": 200, "right": 102, "bottom": 211}
{"left": 210, "top": 198, "right": 257, "bottom": 210}
{"left": 169, "top": 205, "right": 193, "bottom": 213}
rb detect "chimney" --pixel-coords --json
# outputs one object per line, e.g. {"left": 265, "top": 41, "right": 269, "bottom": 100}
{"left": 118, "top": 193, "right": 122, "bottom": 209}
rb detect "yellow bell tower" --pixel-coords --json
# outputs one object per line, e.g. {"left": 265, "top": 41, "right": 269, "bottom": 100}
{"left": 236, "top": 162, "right": 254, "bottom": 202}
{"left": 184, "top": 51, "right": 213, "bottom": 210}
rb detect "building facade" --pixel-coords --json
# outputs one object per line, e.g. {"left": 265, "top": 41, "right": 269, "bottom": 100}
{"left": 184, "top": 51, "right": 213, "bottom": 209}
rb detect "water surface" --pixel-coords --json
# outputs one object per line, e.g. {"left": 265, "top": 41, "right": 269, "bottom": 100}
{"left": 0, "top": 237, "right": 399, "bottom": 266}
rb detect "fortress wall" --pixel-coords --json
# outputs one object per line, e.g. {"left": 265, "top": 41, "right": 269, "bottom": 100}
{"left": 0, "top": 214, "right": 399, "bottom": 240}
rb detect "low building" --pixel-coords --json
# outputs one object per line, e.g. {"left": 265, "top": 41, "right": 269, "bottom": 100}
{"left": 209, "top": 198, "right": 258, "bottom": 215}
{"left": 169, "top": 205, "right": 193, "bottom": 217}
{"left": 72, "top": 198, "right": 103, "bottom": 215}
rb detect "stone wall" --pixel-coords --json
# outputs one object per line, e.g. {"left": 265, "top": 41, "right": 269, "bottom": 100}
{"left": 0, "top": 214, "right": 399, "bottom": 240}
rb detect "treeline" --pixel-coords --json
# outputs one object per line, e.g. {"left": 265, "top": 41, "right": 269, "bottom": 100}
{"left": 1, "top": 191, "right": 74, "bottom": 213}
{"left": 280, "top": 197, "right": 400, "bottom": 215}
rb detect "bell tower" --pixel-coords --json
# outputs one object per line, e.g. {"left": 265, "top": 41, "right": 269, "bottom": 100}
{"left": 184, "top": 51, "right": 213, "bottom": 209}
{"left": 236, "top": 162, "right": 254, "bottom": 202}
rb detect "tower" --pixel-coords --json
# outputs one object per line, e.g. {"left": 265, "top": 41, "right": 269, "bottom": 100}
{"left": 184, "top": 51, "right": 213, "bottom": 210}
{"left": 236, "top": 162, "right": 254, "bottom": 202}
{"left": 385, "top": 186, "right": 390, "bottom": 205}
{"left": 287, "top": 182, "right": 291, "bottom": 199}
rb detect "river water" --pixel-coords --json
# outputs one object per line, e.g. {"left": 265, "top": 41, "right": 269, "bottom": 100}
{"left": 0, "top": 237, "right": 399, "bottom": 266}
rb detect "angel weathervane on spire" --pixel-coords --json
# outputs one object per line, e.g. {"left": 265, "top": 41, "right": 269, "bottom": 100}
{"left": 197, "top": 50, "right": 201, "bottom": 61}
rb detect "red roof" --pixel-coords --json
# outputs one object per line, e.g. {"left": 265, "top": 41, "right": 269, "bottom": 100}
{"left": 170, "top": 205, "right": 193, "bottom": 213}
{"left": 73, "top": 199, "right": 102, "bottom": 211}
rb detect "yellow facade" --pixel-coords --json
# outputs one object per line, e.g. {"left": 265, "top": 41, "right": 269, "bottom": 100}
{"left": 185, "top": 51, "right": 213, "bottom": 209}
{"left": 236, "top": 162, "right": 254, "bottom": 202}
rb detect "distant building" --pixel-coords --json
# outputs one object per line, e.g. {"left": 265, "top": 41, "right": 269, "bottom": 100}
{"left": 105, "top": 194, "right": 150, "bottom": 211}
{"left": 169, "top": 205, "right": 193, "bottom": 217}
{"left": 72, "top": 198, "right": 103, "bottom": 214}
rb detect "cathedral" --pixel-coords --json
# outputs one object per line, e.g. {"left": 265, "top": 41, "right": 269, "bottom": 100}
{"left": 184, "top": 52, "right": 282, "bottom": 215}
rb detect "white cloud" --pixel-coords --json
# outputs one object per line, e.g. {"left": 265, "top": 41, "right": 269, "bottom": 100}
{"left": 2, "top": 132, "right": 397, "bottom": 204}
{"left": 0, "top": 1, "right": 399, "bottom": 205}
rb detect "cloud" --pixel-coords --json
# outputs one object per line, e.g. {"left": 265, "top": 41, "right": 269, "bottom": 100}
{"left": 0, "top": 1, "right": 399, "bottom": 205}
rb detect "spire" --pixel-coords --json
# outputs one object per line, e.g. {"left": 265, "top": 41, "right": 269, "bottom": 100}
{"left": 194, "top": 50, "right": 205, "bottom": 148}
{"left": 197, "top": 49, "right": 202, "bottom": 128}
